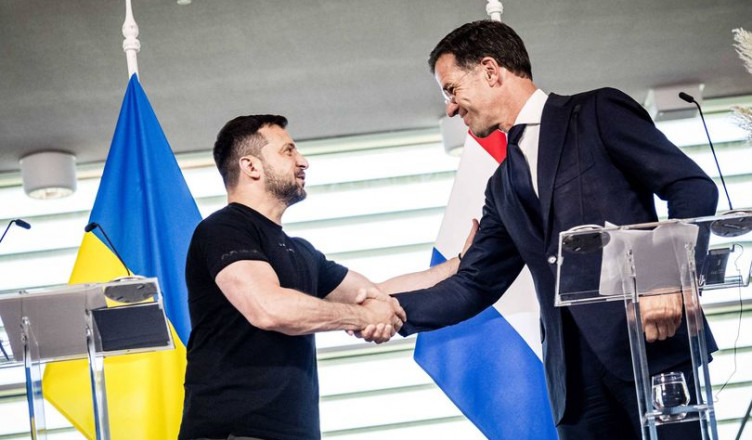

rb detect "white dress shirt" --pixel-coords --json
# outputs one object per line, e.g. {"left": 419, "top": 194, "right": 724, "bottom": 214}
{"left": 512, "top": 89, "right": 548, "bottom": 197}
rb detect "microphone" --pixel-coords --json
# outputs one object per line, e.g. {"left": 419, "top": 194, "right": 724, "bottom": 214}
{"left": 0, "top": 219, "right": 31, "bottom": 245}
{"left": 562, "top": 224, "right": 611, "bottom": 254}
{"left": 678, "top": 92, "right": 695, "bottom": 105}
{"left": 678, "top": 92, "right": 732, "bottom": 210}
{"left": 14, "top": 219, "right": 31, "bottom": 230}
{"left": 84, "top": 222, "right": 132, "bottom": 276}
{"left": 680, "top": 92, "right": 752, "bottom": 237}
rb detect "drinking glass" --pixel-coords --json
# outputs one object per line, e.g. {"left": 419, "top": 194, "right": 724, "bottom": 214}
{"left": 652, "top": 371, "right": 690, "bottom": 422}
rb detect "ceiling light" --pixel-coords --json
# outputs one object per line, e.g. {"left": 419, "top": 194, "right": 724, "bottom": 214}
{"left": 19, "top": 151, "right": 77, "bottom": 199}
{"left": 645, "top": 83, "right": 704, "bottom": 121}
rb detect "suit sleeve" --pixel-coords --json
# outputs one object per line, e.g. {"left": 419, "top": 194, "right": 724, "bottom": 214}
{"left": 397, "top": 170, "right": 525, "bottom": 335}
{"left": 594, "top": 88, "right": 718, "bottom": 219}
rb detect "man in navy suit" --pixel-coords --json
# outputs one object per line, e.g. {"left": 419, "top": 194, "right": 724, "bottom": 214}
{"left": 394, "top": 21, "right": 718, "bottom": 439}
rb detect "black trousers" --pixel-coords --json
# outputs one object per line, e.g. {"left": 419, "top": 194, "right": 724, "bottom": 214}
{"left": 557, "top": 311, "right": 703, "bottom": 440}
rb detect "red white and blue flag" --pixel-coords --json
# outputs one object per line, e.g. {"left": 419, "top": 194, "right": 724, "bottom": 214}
{"left": 415, "top": 130, "right": 558, "bottom": 439}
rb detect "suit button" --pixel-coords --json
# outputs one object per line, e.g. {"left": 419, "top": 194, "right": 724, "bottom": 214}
{"left": 547, "top": 255, "right": 557, "bottom": 264}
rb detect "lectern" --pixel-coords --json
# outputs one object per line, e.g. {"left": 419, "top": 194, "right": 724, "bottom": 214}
{"left": 556, "top": 211, "right": 752, "bottom": 440}
{"left": 0, "top": 278, "right": 173, "bottom": 440}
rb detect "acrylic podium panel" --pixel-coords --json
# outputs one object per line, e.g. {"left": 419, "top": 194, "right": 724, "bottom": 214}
{"left": 555, "top": 211, "right": 752, "bottom": 440}
{"left": 0, "top": 278, "right": 173, "bottom": 440}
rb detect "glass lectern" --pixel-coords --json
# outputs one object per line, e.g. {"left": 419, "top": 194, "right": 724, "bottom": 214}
{"left": 0, "top": 277, "right": 173, "bottom": 440}
{"left": 556, "top": 211, "right": 752, "bottom": 440}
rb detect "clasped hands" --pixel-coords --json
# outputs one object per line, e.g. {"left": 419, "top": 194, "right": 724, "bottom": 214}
{"left": 350, "top": 287, "right": 406, "bottom": 344}
{"left": 345, "top": 219, "right": 478, "bottom": 344}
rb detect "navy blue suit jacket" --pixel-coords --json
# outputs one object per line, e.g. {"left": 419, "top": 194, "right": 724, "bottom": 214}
{"left": 397, "top": 88, "right": 718, "bottom": 423}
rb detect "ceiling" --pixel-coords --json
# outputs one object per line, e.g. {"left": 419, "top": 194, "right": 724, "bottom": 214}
{"left": 1, "top": 0, "right": 751, "bottom": 173}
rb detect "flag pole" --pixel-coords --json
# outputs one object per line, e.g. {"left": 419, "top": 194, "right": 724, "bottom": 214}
{"left": 486, "top": 0, "right": 503, "bottom": 21}
{"left": 122, "top": 0, "right": 140, "bottom": 79}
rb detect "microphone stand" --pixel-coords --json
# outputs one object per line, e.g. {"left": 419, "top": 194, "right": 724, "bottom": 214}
{"left": 680, "top": 93, "right": 752, "bottom": 440}
{"left": 0, "top": 219, "right": 31, "bottom": 245}
{"left": 678, "top": 92, "right": 752, "bottom": 238}
{"left": 678, "top": 92, "right": 732, "bottom": 210}
{"left": 0, "top": 219, "right": 30, "bottom": 360}
{"left": 737, "top": 398, "right": 752, "bottom": 440}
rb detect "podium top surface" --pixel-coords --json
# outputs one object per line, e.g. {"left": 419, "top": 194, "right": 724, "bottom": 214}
{"left": 560, "top": 211, "right": 752, "bottom": 236}
{"left": 0, "top": 278, "right": 172, "bottom": 364}
{"left": 555, "top": 212, "right": 752, "bottom": 306}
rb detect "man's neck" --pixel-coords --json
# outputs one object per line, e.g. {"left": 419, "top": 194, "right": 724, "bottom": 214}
{"left": 228, "top": 189, "right": 286, "bottom": 225}
{"left": 499, "top": 79, "right": 537, "bottom": 132}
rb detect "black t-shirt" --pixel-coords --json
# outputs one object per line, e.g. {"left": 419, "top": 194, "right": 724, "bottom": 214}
{"left": 178, "top": 203, "right": 348, "bottom": 440}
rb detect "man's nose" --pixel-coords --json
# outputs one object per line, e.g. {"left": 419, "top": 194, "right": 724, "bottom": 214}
{"left": 445, "top": 101, "right": 459, "bottom": 117}
{"left": 297, "top": 153, "right": 309, "bottom": 169}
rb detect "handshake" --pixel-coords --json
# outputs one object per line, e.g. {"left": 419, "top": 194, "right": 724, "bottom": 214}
{"left": 349, "top": 287, "right": 406, "bottom": 344}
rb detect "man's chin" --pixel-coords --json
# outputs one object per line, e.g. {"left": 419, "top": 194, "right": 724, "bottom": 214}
{"left": 469, "top": 127, "right": 494, "bottom": 139}
{"left": 286, "top": 190, "right": 307, "bottom": 207}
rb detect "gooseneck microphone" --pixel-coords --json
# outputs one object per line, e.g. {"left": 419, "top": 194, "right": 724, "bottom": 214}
{"left": 1, "top": 218, "right": 33, "bottom": 358}
{"left": 680, "top": 92, "right": 752, "bottom": 238}
{"left": 0, "top": 218, "right": 31, "bottom": 359}
{"left": 13, "top": 219, "right": 31, "bottom": 229}
{"left": 84, "top": 222, "right": 132, "bottom": 276}
{"left": 0, "top": 219, "right": 31, "bottom": 245}
{"left": 678, "top": 92, "right": 733, "bottom": 210}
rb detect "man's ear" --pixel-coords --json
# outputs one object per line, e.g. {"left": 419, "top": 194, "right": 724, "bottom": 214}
{"left": 239, "top": 155, "right": 263, "bottom": 181}
{"left": 479, "top": 56, "right": 502, "bottom": 86}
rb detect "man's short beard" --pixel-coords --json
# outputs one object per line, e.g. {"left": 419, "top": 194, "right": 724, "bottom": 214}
{"left": 263, "top": 163, "right": 307, "bottom": 207}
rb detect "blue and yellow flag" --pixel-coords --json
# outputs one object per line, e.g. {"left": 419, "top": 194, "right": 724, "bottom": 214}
{"left": 42, "top": 74, "right": 201, "bottom": 439}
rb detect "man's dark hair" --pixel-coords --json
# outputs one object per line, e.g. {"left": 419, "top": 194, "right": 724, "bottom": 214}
{"left": 428, "top": 20, "right": 532, "bottom": 80}
{"left": 213, "top": 114, "right": 288, "bottom": 188}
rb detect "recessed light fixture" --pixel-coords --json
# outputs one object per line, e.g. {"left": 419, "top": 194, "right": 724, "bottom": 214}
{"left": 19, "top": 151, "right": 77, "bottom": 199}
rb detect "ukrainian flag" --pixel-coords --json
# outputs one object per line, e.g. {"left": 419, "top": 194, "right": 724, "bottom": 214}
{"left": 42, "top": 74, "right": 201, "bottom": 439}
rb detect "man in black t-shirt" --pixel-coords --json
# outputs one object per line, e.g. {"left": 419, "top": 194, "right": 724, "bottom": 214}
{"left": 179, "top": 115, "right": 474, "bottom": 440}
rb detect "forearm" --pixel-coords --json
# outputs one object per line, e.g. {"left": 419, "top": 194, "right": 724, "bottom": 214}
{"left": 664, "top": 176, "right": 718, "bottom": 220}
{"left": 243, "top": 287, "right": 366, "bottom": 335}
{"left": 395, "top": 184, "right": 523, "bottom": 335}
{"left": 377, "top": 257, "right": 461, "bottom": 295}
{"left": 324, "top": 261, "right": 463, "bottom": 304}
{"left": 662, "top": 176, "right": 717, "bottom": 268}
{"left": 397, "top": 273, "right": 501, "bottom": 335}
{"left": 217, "top": 260, "right": 403, "bottom": 338}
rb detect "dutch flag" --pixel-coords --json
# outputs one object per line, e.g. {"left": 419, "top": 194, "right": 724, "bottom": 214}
{"left": 415, "top": 130, "right": 558, "bottom": 439}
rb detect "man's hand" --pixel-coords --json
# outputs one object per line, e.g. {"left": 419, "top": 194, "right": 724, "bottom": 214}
{"left": 640, "top": 291, "right": 683, "bottom": 343}
{"left": 460, "top": 218, "right": 480, "bottom": 259}
{"left": 351, "top": 287, "right": 406, "bottom": 343}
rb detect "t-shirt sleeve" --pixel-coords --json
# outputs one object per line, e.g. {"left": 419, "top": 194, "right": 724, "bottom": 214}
{"left": 195, "top": 219, "right": 269, "bottom": 279}
{"left": 294, "top": 238, "right": 348, "bottom": 297}
{"left": 317, "top": 254, "right": 348, "bottom": 297}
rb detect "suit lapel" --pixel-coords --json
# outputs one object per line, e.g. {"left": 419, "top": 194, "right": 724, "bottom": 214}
{"left": 538, "top": 93, "right": 574, "bottom": 245}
